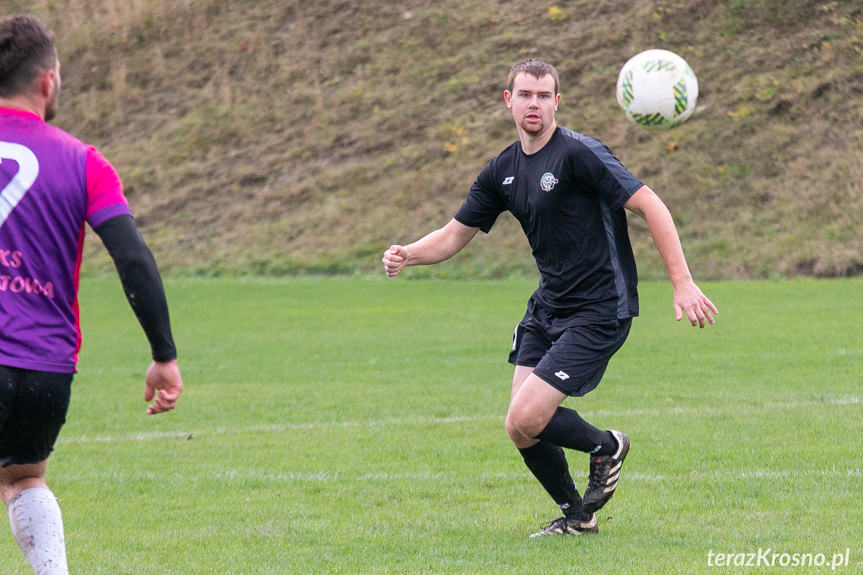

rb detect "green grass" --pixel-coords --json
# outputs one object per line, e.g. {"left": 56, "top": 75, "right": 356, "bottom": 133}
{"left": 1, "top": 277, "right": 861, "bottom": 573}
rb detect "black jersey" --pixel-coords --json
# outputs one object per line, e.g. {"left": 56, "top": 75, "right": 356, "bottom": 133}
{"left": 454, "top": 126, "right": 641, "bottom": 323}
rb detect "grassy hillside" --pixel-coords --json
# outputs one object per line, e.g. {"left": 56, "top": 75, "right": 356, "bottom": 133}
{"left": 5, "top": 0, "right": 863, "bottom": 279}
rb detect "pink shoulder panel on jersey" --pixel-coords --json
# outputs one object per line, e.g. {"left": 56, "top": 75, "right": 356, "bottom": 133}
{"left": 85, "top": 146, "right": 133, "bottom": 229}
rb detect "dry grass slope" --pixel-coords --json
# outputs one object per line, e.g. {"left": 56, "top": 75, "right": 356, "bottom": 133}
{"left": 5, "top": 0, "right": 862, "bottom": 278}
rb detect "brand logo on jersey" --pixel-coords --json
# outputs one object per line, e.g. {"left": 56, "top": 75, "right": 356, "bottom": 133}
{"left": 502, "top": 177, "right": 514, "bottom": 185}
{"left": 554, "top": 370, "right": 570, "bottom": 381}
{"left": 540, "top": 172, "right": 558, "bottom": 192}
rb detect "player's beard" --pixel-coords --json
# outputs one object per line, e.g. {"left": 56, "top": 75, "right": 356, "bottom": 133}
{"left": 518, "top": 113, "right": 553, "bottom": 138}
{"left": 519, "top": 118, "right": 543, "bottom": 135}
{"left": 44, "top": 88, "right": 59, "bottom": 122}
{"left": 44, "top": 68, "right": 60, "bottom": 122}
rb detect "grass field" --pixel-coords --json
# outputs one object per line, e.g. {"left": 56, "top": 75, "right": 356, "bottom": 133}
{"left": 1, "top": 276, "right": 860, "bottom": 574}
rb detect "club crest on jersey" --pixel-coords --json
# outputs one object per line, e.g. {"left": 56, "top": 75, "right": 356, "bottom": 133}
{"left": 540, "top": 172, "right": 558, "bottom": 192}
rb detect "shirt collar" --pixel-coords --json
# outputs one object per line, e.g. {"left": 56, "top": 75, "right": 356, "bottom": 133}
{"left": 0, "top": 107, "right": 44, "bottom": 121}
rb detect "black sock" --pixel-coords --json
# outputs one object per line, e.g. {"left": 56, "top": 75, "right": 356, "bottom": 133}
{"left": 518, "top": 441, "right": 585, "bottom": 518}
{"left": 593, "top": 430, "right": 619, "bottom": 457}
{"left": 536, "top": 406, "right": 616, "bottom": 454}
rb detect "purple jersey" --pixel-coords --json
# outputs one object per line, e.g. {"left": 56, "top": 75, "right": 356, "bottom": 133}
{"left": 0, "top": 107, "right": 132, "bottom": 373}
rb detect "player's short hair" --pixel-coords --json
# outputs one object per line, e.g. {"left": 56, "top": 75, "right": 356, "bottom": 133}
{"left": 0, "top": 15, "right": 57, "bottom": 98}
{"left": 507, "top": 59, "right": 560, "bottom": 95}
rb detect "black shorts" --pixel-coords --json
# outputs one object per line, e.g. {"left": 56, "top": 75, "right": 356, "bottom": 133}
{"left": 0, "top": 365, "right": 73, "bottom": 467}
{"left": 508, "top": 297, "right": 632, "bottom": 397}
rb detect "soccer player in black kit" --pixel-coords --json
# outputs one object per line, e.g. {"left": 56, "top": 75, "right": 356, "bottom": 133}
{"left": 382, "top": 59, "right": 717, "bottom": 536}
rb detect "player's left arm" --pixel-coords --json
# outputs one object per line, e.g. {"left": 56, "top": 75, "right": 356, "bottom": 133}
{"left": 624, "top": 185, "right": 718, "bottom": 328}
{"left": 85, "top": 147, "right": 183, "bottom": 412}
{"left": 94, "top": 215, "right": 183, "bottom": 413}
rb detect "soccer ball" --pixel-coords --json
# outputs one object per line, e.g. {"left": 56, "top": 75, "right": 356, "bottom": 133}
{"left": 616, "top": 49, "right": 698, "bottom": 130}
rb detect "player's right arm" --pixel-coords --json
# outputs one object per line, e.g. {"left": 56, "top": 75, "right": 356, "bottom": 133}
{"left": 382, "top": 218, "right": 479, "bottom": 277}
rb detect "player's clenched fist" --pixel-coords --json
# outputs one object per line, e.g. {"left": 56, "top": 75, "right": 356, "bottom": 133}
{"left": 382, "top": 245, "right": 408, "bottom": 277}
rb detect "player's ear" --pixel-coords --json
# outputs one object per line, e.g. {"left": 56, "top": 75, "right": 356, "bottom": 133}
{"left": 39, "top": 69, "right": 56, "bottom": 100}
{"left": 503, "top": 90, "right": 512, "bottom": 108}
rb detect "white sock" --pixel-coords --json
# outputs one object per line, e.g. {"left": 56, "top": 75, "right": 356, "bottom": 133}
{"left": 7, "top": 487, "right": 69, "bottom": 575}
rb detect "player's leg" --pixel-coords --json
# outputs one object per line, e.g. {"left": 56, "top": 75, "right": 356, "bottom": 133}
{"left": 0, "top": 461, "right": 49, "bottom": 501}
{"left": 506, "top": 315, "right": 625, "bottom": 454}
{"left": 507, "top": 373, "right": 599, "bottom": 535}
{"left": 520, "top": 386, "right": 629, "bottom": 514}
{"left": 514, "top": 373, "right": 618, "bottom": 455}
{"left": 507, "top": 371, "right": 567, "bottom": 447}
{"left": 525, "top": 321, "right": 633, "bottom": 514}
{"left": 0, "top": 366, "right": 71, "bottom": 575}
{"left": 1, "top": 462, "right": 68, "bottom": 575}
{"left": 505, "top": 364, "right": 539, "bottom": 448}
{"left": 507, "top": 322, "right": 598, "bottom": 534}
{"left": 510, "top": 366, "right": 588, "bottom": 518}
{"left": 506, "top": 323, "right": 563, "bottom": 449}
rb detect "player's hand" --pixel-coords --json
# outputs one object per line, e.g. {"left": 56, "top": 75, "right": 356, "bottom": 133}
{"left": 382, "top": 245, "right": 408, "bottom": 277}
{"left": 145, "top": 360, "right": 184, "bottom": 415}
{"left": 673, "top": 280, "right": 718, "bottom": 328}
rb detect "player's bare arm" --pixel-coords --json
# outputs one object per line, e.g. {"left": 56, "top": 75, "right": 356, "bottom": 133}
{"left": 383, "top": 218, "right": 479, "bottom": 277}
{"left": 624, "top": 185, "right": 718, "bottom": 328}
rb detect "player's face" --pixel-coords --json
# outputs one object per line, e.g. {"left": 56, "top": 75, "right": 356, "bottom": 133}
{"left": 505, "top": 72, "right": 559, "bottom": 137}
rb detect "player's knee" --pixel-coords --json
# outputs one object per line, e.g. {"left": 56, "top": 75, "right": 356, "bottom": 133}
{"left": 0, "top": 464, "right": 48, "bottom": 503}
{"left": 504, "top": 413, "right": 521, "bottom": 442}
{"left": 505, "top": 405, "right": 544, "bottom": 441}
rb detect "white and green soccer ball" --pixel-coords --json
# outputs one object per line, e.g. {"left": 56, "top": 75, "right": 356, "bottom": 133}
{"left": 616, "top": 49, "right": 698, "bottom": 130}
